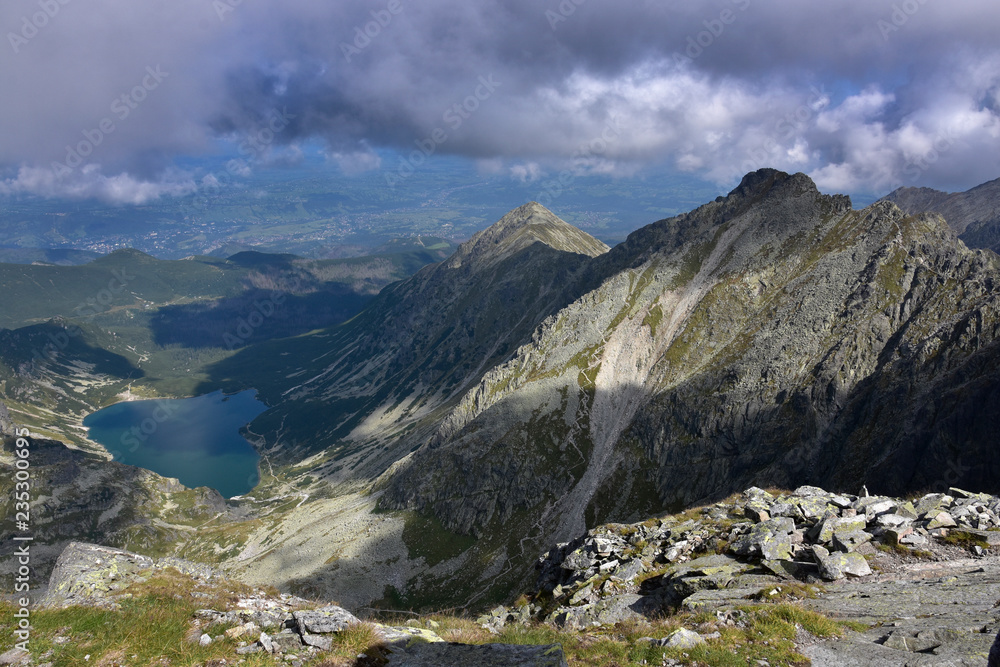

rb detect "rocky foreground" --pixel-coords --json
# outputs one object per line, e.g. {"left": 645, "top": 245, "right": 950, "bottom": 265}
{"left": 499, "top": 485, "right": 1000, "bottom": 665}
{"left": 5, "top": 485, "right": 1000, "bottom": 666}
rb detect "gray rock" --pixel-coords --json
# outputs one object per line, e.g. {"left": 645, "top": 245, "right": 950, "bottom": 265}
{"left": 198, "top": 633, "right": 212, "bottom": 647}
{"left": 271, "top": 630, "right": 305, "bottom": 653}
{"left": 761, "top": 559, "right": 817, "bottom": 579}
{"left": 914, "top": 493, "right": 955, "bottom": 517}
{"left": 883, "top": 629, "right": 943, "bottom": 653}
{"left": 814, "top": 515, "right": 867, "bottom": 543}
{"left": 832, "top": 529, "right": 873, "bottom": 554}
{"left": 612, "top": 559, "right": 646, "bottom": 582}
{"left": 293, "top": 605, "right": 360, "bottom": 634}
{"left": 817, "top": 552, "right": 872, "bottom": 581}
{"left": 547, "top": 594, "right": 657, "bottom": 630}
{"left": 0, "top": 648, "right": 28, "bottom": 666}
{"left": 663, "top": 628, "right": 706, "bottom": 649}
{"left": 561, "top": 550, "right": 596, "bottom": 571}
{"left": 731, "top": 517, "right": 795, "bottom": 560}
{"left": 259, "top": 631, "right": 274, "bottom": 653}
{"left": 793, "top": 485, "right": 829, "bottom": 497}
{"left": 386, "top": 642, "right": 568, "bottom": 666}
{"left": 899, "top": 532, "right": 928, "bottom": 547}
{"left": 926, "top": 511, "right": 958, "bottom": 529}
{"left": 301, "top": 633, "right": 333, "bottom": 651}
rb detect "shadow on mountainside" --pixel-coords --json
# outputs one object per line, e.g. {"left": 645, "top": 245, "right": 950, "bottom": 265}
{"left": 149, "top": 287, "right": 375, "bottom": 349}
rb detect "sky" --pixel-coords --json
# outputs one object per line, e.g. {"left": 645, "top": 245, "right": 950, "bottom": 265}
{"left": 1, "top": 0, "right": 1000, "bottom": 206}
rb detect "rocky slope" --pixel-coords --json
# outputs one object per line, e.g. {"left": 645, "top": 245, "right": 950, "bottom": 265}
{"left": 884, "top": 176, "right": 1000, "bottom": 253}
{"left": 380, "top": 170, "right": 1000, "bottom": 601}
{"left": 7, "top": 541, "right": 567, "bottom": 667}
{"left": 503, "top": 484, "right": 1000, "bottom": 665}
{"left": 0, "top": 428, "right": 230, "bottom": 587}
{"left": 206, "top": 202, "right": 610, "bottom": 480}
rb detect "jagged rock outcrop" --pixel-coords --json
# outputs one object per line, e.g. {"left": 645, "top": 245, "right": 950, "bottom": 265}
{"left": 41, "top": 541, "right": 225, "bottom": 609}
{"left": 532, "top": 485, "right": 1000, "bottom": 621}
{"left": 379, "top": 170, "right": 1000, "bottom": 605}
{"left": 505, "top": 485, "right": 1000, "bottom": 663}
{"left": 884, "top": 176, "right": 1000, "bottom": 253}
{"left": 0, "top": 435, "right": 228, "bottom": 589}
{"left": 37, "top": 541, "right": 569, "bottom": 666}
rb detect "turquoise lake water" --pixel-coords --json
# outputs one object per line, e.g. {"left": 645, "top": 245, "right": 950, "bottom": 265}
{"left": 83, "top": 390, "right": 268, "bottom": 498}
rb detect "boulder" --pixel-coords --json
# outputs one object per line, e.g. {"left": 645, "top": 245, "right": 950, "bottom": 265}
{"left": 663, "top": 628, "right": 706, "bottom": 649}
{"left": 831, "top": 530, "right": 872, "bottom": 553}
{"left": 914, "top": 493, "right": 954, "bottom": 517}
{"left": 301, "top": 633, "right": 333, "bottom": 651}
{"left": 270, "top": 631, "right": 305, "bottom": 653}
{"left": 813, "top": 515, "right": 867, "bottom": 543}
{"left": 293, "top": 605, "right": 361, "bottom": 634}
{"left": 225, "top": 622, "right": 259, "bottom": 640}
{"left": 816, "top": 551, "right": 872, "bottom": 581}
{"left": 899, "top": 532, "right": 929, "bottom": 547}
{"left": 926, "top": 511, "right": 958, "bottom": 529}
{"left": 547, "top": 594, "right": 655, "bottom": 630}
{"left": 730, "top": 517, "right": 795, "bottom": 560}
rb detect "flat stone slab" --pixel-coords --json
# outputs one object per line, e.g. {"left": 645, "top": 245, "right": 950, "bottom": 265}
{"left": 386, "top": 642, "right": 568, "bottom": 666}
{"left": 799, "top": 558, "right": 1000, "bottom": 665}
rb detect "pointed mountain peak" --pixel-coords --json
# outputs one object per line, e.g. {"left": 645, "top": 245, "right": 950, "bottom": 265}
{"left": 447, "top": 202, "right": 609, "bottom": 269}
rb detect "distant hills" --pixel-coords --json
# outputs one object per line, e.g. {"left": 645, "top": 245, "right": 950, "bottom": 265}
{"left": 883, "top": 176, "right": 1000, "bottom": 253}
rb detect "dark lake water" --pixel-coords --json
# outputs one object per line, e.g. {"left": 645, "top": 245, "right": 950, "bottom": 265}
{"left": 83, "top": 390, "right": 267, "bottom": 498}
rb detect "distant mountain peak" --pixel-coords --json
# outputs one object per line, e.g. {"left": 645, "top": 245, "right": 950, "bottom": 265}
{"left": 446, "top": 202, "right": 609, "bottom": 270}
{"left": 883, "top": 176, "right": 1000, "bottom": 242}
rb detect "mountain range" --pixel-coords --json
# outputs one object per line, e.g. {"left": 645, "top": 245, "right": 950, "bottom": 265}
{"left": 2, "top": 168, "right": 999, "bottom": 612}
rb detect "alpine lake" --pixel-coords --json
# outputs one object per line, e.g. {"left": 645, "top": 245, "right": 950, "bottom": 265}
{"left": 83, "top": 390, "right": 268, "bottom": 499}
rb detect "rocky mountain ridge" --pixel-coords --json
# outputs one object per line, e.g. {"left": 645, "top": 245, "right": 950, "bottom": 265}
{"left": 5, "top": 169, "right": 1000, "bottom": 616}
{"left": 884, "top": 176, "right": 1000, "bottom": 253}
{"left": 376, "top": 170, "right": 1000, "bottom": 605}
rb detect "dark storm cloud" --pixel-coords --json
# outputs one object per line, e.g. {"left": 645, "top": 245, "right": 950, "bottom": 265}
{"left": 1, "top": 0, "right": 999, "bottom": 202}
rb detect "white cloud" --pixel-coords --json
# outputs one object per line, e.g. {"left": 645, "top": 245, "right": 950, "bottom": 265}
{"left": 509, "top": 162, "right": 543, "bottom": 183}
{"left": 328, "top": 146, "right": 382, "bottom": 175}
{"left": 0, "top": 164, "right": 196, "bottom": 204}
